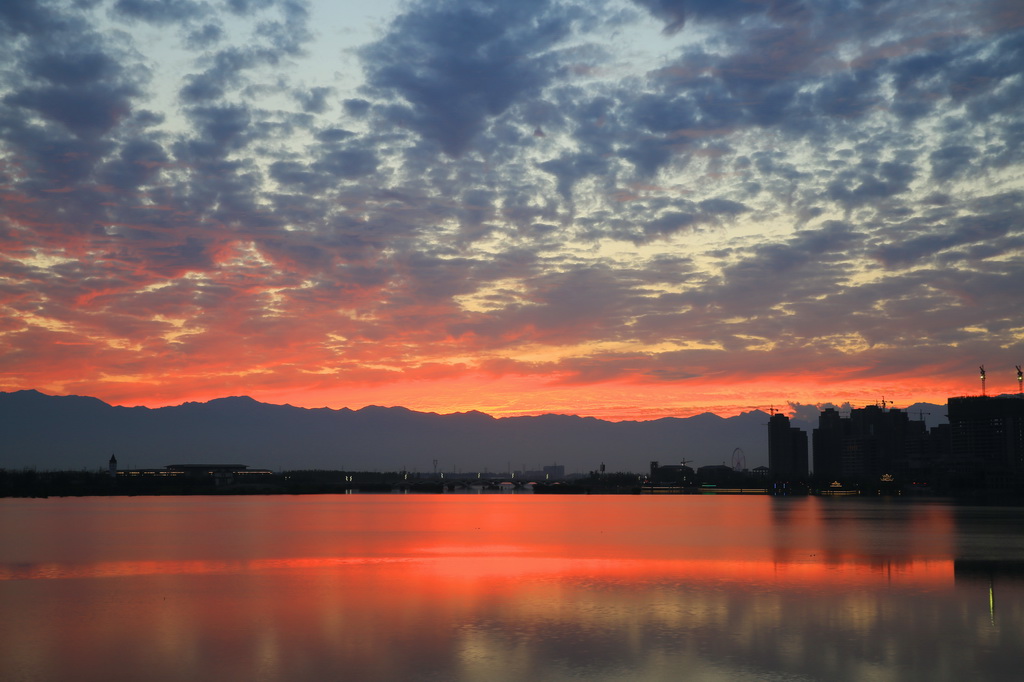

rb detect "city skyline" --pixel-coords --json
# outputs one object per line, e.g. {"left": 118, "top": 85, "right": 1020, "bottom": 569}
{"left": 2, "top": 0, "right": 1022, "bottom": 421}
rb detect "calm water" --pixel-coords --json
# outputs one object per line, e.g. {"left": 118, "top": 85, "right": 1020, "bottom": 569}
{"left": 2, "top": 494, "right": 1023, "bottom": 681}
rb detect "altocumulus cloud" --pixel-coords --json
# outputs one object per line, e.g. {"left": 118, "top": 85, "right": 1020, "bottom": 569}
{"left": 0, "top": 0, "right": 1022, "bottom": 416}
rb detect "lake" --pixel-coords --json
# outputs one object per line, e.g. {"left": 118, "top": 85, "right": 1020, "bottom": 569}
{"left": 2, "top": 494, "right": 1022, "bottom": 681}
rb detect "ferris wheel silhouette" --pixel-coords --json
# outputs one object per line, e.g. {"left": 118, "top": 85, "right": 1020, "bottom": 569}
{"left": 730, "top": 447, "right": 746, "bottom": 471}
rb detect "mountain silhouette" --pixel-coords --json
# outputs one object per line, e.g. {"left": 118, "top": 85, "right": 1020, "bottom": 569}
{"left": 0, "top": 390, "right": 942, "bottom": 474}
{"left": 1, "top": 390, "right": 769, "bottom": 473}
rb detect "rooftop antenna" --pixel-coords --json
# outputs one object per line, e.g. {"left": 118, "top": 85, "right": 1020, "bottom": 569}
{"left": 980, "top": 365, "right": 986, "bottom": 397}
{"left": 1017, "top": 365, "right": 1023, "bottom": 395}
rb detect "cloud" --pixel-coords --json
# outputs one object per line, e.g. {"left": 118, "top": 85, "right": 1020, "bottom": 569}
{"left": 537, "top": 152, "right": 610, "bottom": 198}
{"left": 112, "top": 0, "right": 209, "bottom": 26}
{"left": 2, "top": 24, "right": 145, "bottom": 141}
{"left": 0, "top": 0, "right": 66, "bottom": 38}
{"left": 359, "top": 0, "right": 582, "bottom": 156}
{"left": 870, "top": 191, "right": 1024, "bottom": 268}
{"left": 6, "top": 84, "right": 137, "bottom": 139}
{"left": 929, "top": 145, "right": 978, "bottom": 182}
{"left": 632, "top": 0, "right": 774, "bottom": 34}
{"left": 1, "top": 0, "right": 1022, "bottom": 418}
{"left": 97, "top": 138, "right": 171, "bottom": 190}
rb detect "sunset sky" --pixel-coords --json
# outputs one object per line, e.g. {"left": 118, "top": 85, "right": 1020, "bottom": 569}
{"left": 1, "top": 0, "right": 1022, "bottom": 420}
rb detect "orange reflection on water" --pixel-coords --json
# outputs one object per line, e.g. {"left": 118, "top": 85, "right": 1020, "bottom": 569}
{"left": 2, "top": 496, "right": 1015, "bottom": 682}
{"left": 1, "top": 550, "right": 954, "bottom": 591}
{"left": 0, "top": 495, "right": 960, "bottom": 591}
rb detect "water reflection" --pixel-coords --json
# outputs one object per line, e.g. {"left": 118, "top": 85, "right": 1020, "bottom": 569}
{"left": 1, "top": 496, "right": 1021, "bottom": 681}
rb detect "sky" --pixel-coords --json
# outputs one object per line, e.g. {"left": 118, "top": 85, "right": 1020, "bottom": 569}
{"left": 1, "top": 0, "right": 1022, "bottom": 421}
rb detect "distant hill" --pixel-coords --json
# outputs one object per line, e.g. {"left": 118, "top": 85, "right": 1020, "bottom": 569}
{"left": 1, "top": 390, "right": 775, "bottom": 474}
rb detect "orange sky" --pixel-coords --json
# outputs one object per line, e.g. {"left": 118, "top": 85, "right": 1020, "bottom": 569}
{"left": 7, "top": 368, "right": 999, "bottom": 421}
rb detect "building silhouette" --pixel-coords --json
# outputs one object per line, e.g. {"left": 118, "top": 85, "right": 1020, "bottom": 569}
{"left": 542, "top": 465, "right": 565, "bottom": 480}
{"left": 801, "top": 395, "right": 1023, "bottom": 495}
{"left": 812, "top": 405, "right": 927, "bottom": 481}
{"left": 649, "top": 460, "right": 694, "bottom": 485}
{"left": 768, "top": 413, "right": 808, "bottom": 480}
{"left": 117, "top": 463, "right": 273, "bottom": 486}
{"left": 947, "top": 396, "right": 1024, "bottom": 490}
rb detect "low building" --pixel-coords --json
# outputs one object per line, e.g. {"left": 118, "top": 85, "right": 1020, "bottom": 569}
{"left": 696, "top": 464, "right": 734, "bottom": 484}
{"left": 542, "top": 464, "right": 565, "bottom": 480}
{"left": 649, "top": 461, "right": 694, "bottom": 485}
{"left": 119, "top": 463, "right": 273, "bottom": 485}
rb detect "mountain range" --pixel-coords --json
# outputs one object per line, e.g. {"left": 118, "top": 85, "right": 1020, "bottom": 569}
{"left": 0, "top": 390, "right": 948, "bottom": 474}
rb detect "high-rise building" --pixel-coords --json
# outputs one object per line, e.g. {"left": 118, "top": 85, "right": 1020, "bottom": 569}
{"left": 947, "top": 396, "right": 1024, "bottom": 487}
{"left": 812, "top": 407, "right": 845, "bottom": 480}
{"left": 811, "top": 405, "right": 927, "bottom": 481}
{"left": 768, "top": 413, "right": 808, "bottom": 480}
